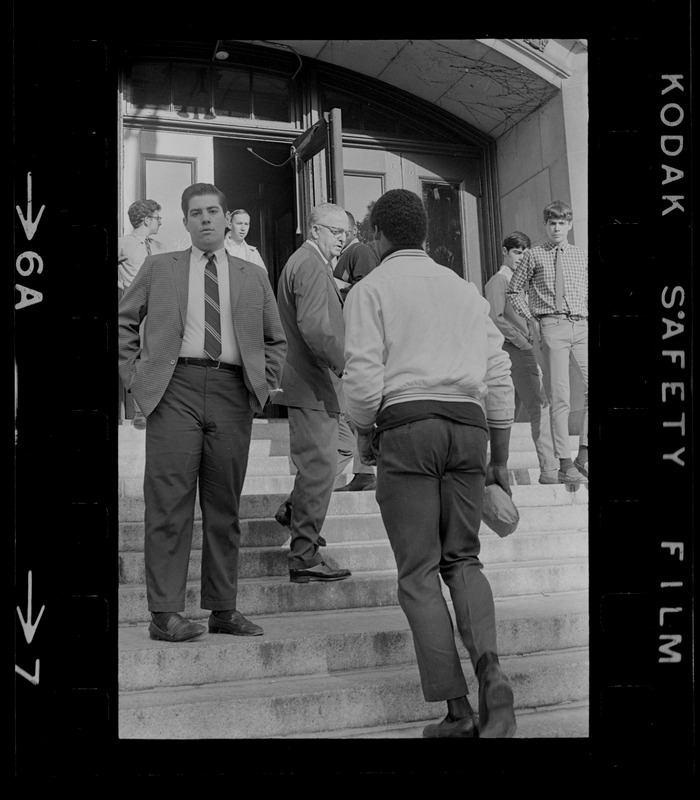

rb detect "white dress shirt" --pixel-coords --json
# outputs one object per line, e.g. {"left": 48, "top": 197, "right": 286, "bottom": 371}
{"left": 179, "top": 245, "right": 242, "bottom": 365}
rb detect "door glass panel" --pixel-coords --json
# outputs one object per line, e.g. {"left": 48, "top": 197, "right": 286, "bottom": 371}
{"left": 142, "top": 156, "right": 196, "bottom": 252}
{"left": 344, "top": 174, "right": 384, "bottom": 242}
{"left": 421, "top": 181, "right": 464, "bottom": 277}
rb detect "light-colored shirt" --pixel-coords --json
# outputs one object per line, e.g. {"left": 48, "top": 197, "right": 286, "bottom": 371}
{"left": 224, "top": 235, "right": 266, "bottom": 270}
{"left": 118, "top": 232, "right": 165, "bottom": 290}
{"left": 179, "top": 246, "right": 242, "bottom": 365}
{"left": 342, "top": 249, "right": 514, "bottom": 433}
{"left": 507, "top": 239, "right": 588, "bottom": 320}
{"left": 484, "top": 265, "right": 531, "bottom": 349}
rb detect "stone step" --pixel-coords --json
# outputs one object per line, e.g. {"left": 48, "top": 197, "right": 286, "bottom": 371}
{"left": 118, "top": 449, "right": 283, "bottom": 477}
{"left": 119, "top": 529, "right": 588, "bottom": 584}
{"left": 120, "top": 418, "right": 579, "bottom": 444}
{"left": 118, "top": 450, "right": 558, "bottom": 482}
{"left": 118, "top": 482, "right": 588, "bottom": 515}
{"left": 119, "top": 437, "right": 273, "bottom": 460}
{"left": 118, "top": 645, "right": 589, "bottom": 739}
{"left": 118, "top": 421, "right": 580, "bottom": 464}
{"left": 118, "top": 559, "right": 588, "bottom": 623}
{"left": 118, "top": 591, "right": 588, "bottom": 691}
{"left": 119, "top": 503, "right": 589, "bottom": 551}
{"left": 120, "top": 467, "right": 573, "bottom": 496}
{"left": 285, "top": 700, "right": 590, "bottom": 738}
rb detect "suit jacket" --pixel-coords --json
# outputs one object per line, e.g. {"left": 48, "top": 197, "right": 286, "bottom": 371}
{"left": 118, "top": 249, "right": 287, "bottom": 416}
{"left": 274, "top": 241, "right": 345, "bottom": 413}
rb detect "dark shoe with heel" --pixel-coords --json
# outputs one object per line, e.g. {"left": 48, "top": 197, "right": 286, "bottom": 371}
{"left": 477, "top": 653, "right": 517, "bottom": 738}
{"left": 148, "top": 612, "right": 206, "bottom": 642}
{"left": 423, "top": 712, "right": 479, "bottom": 738}
{"left": 208, "top": 610, "right": 263, "bottom": 636}
{"left": 558, "top": 465, "right": 587, "bottom": 484}
{"left": 289, "top": 561, "right": 352, "bottom": 584}
{"left": 333, "top": 474, "right": 376, "bottom": 492}
{"left": 275, "top": 500, "right": 292, "bottom": 528}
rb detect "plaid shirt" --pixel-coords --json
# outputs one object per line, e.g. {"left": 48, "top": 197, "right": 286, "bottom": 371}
{"left": 507, "top": 240, "right": 588, "bottom": 320}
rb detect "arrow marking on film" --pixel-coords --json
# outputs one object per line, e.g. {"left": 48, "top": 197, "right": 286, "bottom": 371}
{"left": 16, "top": 571, "right": 45, "bottom": 644}
{"left": 15, "top": 660, "right": 40, "bottom": 686}
{"left": 15, "top": 172, "right": 45, "bottom": 241}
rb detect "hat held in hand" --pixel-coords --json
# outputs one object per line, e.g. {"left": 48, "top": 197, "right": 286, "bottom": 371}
{"left": 482, "top": 483, "right": 519, "bottom": 538}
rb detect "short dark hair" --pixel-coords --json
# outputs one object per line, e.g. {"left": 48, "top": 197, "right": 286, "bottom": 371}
{"left": 543, "top": 200, "right": 573, "bottom": 222}
{"left": 370, "top": 189, "right": 427, "bottom": 248}
{"left": 502, "top": 231, "right": 531, "bottom": 251}
{"left": 181, "top": 183, "right": 228, "bottom": 217}
{"left": 128, "top": 199, "right": 160, "bottom": 228}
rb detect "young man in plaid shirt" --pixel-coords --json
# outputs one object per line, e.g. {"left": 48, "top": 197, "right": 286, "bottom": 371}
{"left": 507, "top": 201, "right": 588, "bottom": 484}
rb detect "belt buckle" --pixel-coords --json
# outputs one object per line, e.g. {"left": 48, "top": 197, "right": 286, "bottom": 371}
{"left": 211, "top": 359, "right": 221, "bottom": 370}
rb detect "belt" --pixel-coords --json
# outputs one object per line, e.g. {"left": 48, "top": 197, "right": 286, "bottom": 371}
{"left": 177, "top": 357, "right": 243, "bottom": 374}
{"left": 538, "top": 313, "right": 587, "bottom": 322}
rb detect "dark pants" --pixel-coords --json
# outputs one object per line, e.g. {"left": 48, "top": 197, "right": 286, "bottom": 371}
{"left": 143, "top": 363, "right": 253, "bottom": 612}
{"left": 286, "top": 406, "right": 339, "bottom": 569}
{"left": 375, "top": 417, "right": 497, "bottom": 702}
{"left": 118, "top": 287, "right": 135, "bottom": 420}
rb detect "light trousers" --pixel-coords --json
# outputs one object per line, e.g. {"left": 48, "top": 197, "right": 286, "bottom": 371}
{"left": 504, "top": 341, "right": 558, "bottom": 473}
{"left": 539, "top": 317, "right": 589, "bottom": 460}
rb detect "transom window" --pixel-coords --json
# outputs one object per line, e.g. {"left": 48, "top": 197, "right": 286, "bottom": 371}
{"left": 127, "top": 62, "right": 291, "bottom": 123}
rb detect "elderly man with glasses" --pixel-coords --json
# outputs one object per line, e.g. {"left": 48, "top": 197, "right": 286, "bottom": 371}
{"left": 272, "top": 203, "right": 353, "bottom": 584}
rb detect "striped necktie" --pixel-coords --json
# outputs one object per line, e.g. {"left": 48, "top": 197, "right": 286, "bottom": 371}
{"left": 203, "top": 252, "right": 222, "bottom": 360}
{"left": 554, "top": 245, "right": 565, "bottom": 312}
{"left": 144, "top": 237, "right": 152, "bottom": 256}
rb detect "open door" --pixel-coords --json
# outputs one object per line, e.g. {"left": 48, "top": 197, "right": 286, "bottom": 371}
{"left": 292, "top": 107, "right": 344, "bottom": 239}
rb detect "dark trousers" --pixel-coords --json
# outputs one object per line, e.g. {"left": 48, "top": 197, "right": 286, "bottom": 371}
{"left": 143, "top": 363, "right": 253, "bottom": 612}
{"left": 375, "top": 417, "right": 497, "bottom": 702}
{"left": 118, "top": 287, "right": 135, "bottom": 420}
{"left": 287, "top": 406, "right": 339, "bottom": 569}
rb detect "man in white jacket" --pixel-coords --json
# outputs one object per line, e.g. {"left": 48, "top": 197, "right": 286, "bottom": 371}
{"left": 343, "top": 189, "right": 517, "bottom": 738}
{"left": 224, "top": 209, "right": 266, "bottom": 270}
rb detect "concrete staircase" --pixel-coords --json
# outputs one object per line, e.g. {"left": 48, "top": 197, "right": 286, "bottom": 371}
{"left": 118, "top": 418, "right": 589, "bottom": 739}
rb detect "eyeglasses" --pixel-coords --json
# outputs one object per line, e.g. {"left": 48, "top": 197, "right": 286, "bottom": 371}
{"left": 148, "top": 216, "right": 163, "bottom": 222}
{"left": 316, "top": 224, "right": 346, "bottom": 238}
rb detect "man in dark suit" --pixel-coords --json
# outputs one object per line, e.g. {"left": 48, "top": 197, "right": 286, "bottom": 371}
{"left": 119, "top": 183, "right": 287, "bottom": 642}
{"left": 273, "top": 203, "right": 353, "bottom": 584}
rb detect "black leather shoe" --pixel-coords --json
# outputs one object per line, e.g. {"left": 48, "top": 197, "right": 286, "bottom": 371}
{"left": 208, "top": 610, "right": 263, "bottom": 636}
{"left": 148, "top": 612, "right": 206, "bottom": 642}
{"left": 477, "top": 654, "right": 517, "bottom": 738}
{"left": 334, "top": 474, "right": 376, "bottom": 492}
{"left": 289, "top": 561, "right": 352, "bottom": 584}
{"left": 423, "top": 712, "right": 479, "bottom": 738}
{"left": 275, "top": 500, "right": 292, "bottom": 527}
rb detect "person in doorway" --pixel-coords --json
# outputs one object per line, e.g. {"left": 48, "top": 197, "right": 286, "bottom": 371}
{"left": 333, "top": 210, "right": 380, "bottom": 296}
{"left": 484, "top": 231, "right": 559, "bottom": 485}
{"left": 507, "top": 201, "right": 588, "bottom": 484}
{"left": 224, "top": 208, "right": 267, "bottom": 270}
{"left": 343, "top": 188, "right": 517, "bottom": 738}
{"left": 272, "top": 203, "right": 353, "bottom": 584}
{"left": 119, "top": 183, "right": 287, "bottom": 642}
{"left": 118, "top": 199, "right": 166, "bottom": 429}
